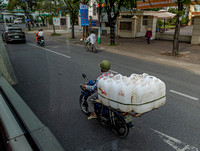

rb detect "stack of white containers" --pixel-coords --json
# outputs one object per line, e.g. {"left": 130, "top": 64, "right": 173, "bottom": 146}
{"left": 97, "top": 73, "right": 166, "bottom": 114}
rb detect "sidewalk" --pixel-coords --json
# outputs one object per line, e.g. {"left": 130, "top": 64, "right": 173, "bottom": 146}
{"left": 28, "top": 29, "right": 200, "bottom": 75}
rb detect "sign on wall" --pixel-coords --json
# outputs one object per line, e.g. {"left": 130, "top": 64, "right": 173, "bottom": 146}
{"left": 91, "top": 20, "right": 97, "bottom": 26}
{"left": 80, "top": 4, "right": 89, "bottom": 26}
{"left": 53, "top": 17, "right": 60, "bottom": 26}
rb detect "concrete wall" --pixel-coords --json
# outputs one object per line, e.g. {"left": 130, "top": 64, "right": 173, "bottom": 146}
{"left": 156, "top": 33, "right": 191, "bottom": 42}
{"left": 118, "top": 15, "right": 157, "bottom": 38}
{"left": 191, "top": 16, "right": 200, "bottom": 44}
{"left": 119, "top": 30, "right": 132, "bottom": 38}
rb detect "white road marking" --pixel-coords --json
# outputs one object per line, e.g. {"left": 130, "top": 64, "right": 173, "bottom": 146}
{"left": 170, "top": 90, "right": 199, "bottom": 101}
{"left": 27, "top": 43, "right": 71, "bottom": 59}
{"left": 152, "top": 129, "right": 199, "bottom": 151}
{"left": 110, "top": 70, "right": 118, "bottom": 74}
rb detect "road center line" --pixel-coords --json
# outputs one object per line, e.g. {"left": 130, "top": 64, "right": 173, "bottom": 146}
{"left": 27, "top": 43, "right": 71, "bottom": 59}
{"left": 170, "top": 90, "right": 199, "bottom": 101}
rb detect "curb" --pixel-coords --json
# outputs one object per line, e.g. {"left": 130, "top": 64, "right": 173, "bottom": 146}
{"left": 0, "top": 38, "right": 18, "bottom": 85}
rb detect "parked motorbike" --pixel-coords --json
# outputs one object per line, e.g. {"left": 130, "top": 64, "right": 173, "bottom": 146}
{"left": 79, "top": 74, "right": 135, "bottom": 138}
{"left": 37, "top": 36, "right": 45, "bottom": 46}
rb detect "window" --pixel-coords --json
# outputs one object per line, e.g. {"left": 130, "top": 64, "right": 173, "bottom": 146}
{"left": 120, "top": 22, "right": 132, "bottom": 30}
{"left": 143, "top": 16, "right": 148, "bottom": 25}
{"left": 8, "top": 29, "right": 22, "bottom": 32}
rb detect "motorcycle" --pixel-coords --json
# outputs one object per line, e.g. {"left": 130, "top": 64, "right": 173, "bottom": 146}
{"left": 37, "top": 36, "right": 45, "bottom": 46}
{"left": 79, "top": 74, "right": 136, "bottom": 138}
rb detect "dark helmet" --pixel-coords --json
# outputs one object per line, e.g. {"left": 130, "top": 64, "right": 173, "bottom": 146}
{"left": 100, "top": 60, "right": 111, "bottom": 71}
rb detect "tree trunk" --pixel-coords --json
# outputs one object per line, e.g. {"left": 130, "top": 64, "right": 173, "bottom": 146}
{"left": 110, "top": 21, "right": 115, "bottom": 45}
{"left": 53, "top": 24, "right": 56, "bottom": 34}
{"left": 52, "top": 17, "right": 56, "bottom": 34}
{"left": 41, "top": 17, "right": 45, "bottom": 26}
{"left": 71, "top": 20, "right": 75, "bottom": 39}
{"left": 172, "top": 14, "right": 180, "bottom": 55}
{"left": 172, "top": 0, "right": 183, "bottom": 55}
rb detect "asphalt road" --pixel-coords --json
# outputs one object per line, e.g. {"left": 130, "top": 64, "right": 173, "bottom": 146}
{"left": 1, "top": 23, "right": 200, "bottom": 151}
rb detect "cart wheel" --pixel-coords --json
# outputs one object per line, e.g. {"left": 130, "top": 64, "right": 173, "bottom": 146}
{"left": 112, "top": 114, "right": 129, "bottom": 139}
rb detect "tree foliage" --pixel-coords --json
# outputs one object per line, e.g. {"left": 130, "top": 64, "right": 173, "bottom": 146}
{"left": 172, "top": 0, "right": 199, "bottom": 55}
{"left": 96, "top": 0, "right": 138, "bottom": 45}
{"left": 62, "top": 0, "right": 80, "bottom": 38}
{"left": 61, "top": 0, "right": 90, "bottom": 38}
{"left": 98, "top": 0, "right": 128, "bottom": 45}
{"left": 7, "top": 0, "right": 37, "bottom": 11}
{"left": 7, "top": 0, "right": 26, "bottom": 10}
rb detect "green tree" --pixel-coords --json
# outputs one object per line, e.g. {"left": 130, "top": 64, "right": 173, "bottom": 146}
{"left": 62, "top": 0, "right": 90, "bottom": 39}
{"left": 7, "top": 0, "right": 32, "bottom": 30}
{"left": 35, "top": 0, "right": 49, "bottom": 26}
{"left": 0, "top": 0, "right": 7, "bottom": 11}
{"left": 172, "top": 0, "right": 199, "bottom": 55}
{"left": 126, "top": 0, "right": 199, "bottom": 55}
{"left": 123, "top": 0, "right": 137, "bottom": 12}
{"left": 62, "top": 0, "right": 80, "bottom": 38}
{"left": 42, "top": 0, "right": 62, "bottom": 34}
{"left": 7, "top": 0, "right": 26, "bottom": 11}
{"left": 100, "top": 0, "right": 126, "bottom": 45}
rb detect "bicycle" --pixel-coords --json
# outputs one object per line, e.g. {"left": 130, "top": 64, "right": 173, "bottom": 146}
{"left": 84, "top": 40, "right": 97, "bottom": 53}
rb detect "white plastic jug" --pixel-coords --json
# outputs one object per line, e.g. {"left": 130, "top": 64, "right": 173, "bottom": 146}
{"left": 98, "top": 73, "right": 166, "bottom": 114}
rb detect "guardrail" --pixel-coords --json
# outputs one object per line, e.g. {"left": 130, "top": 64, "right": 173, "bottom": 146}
{"left": 0, "top": 37, "right": 64, "bottom": 151}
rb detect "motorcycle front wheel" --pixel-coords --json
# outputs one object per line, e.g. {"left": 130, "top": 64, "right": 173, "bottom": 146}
{"left": 112, "top": 114, "right": 129, "bottom": 139}
{"left": 79, "top": 94, "right": 90, "bottom": 115}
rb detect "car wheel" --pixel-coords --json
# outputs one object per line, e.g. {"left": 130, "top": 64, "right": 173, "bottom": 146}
{"left": 5, "top": 39, "right": 9, "bottom": 44}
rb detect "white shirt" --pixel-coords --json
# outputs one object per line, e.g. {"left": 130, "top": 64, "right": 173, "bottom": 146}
{"left": 86, "top": 33, "right": 96, "bottom": 44}
{"left": 38, "top": 31, "right": 44, "bottom": 37}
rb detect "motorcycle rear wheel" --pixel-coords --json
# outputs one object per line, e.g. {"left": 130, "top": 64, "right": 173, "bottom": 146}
{"left": 112, "top": 114, "right": 129, "bottom": 139}
{"left": 79, "top": 94, "right": 90, "bottom": 115}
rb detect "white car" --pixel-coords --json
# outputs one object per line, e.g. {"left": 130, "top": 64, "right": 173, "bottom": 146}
{"left": 14, "top": 18, "right": 22, "bottom": 24}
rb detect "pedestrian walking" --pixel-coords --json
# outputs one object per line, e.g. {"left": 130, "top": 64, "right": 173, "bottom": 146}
{"left": 145, "top": 27, "right": 152, "bottom": 44}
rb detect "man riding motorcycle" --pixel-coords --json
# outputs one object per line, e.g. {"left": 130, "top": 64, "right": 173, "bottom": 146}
{"left": 83, "top": 60, "right": 114, "bottom": 120}
{"left": 36, "top": 29, "right": 44, "bottom": 43}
